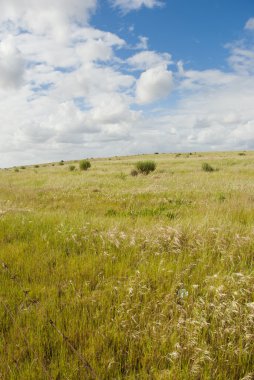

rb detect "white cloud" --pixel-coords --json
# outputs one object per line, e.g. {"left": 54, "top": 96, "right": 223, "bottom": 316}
{"left": 0, "top": 35, "right": 25, "bottom": 88}
{"left": 0, "top": 0, "right": 142, "bottom": 167}
{"left": 227, "top": 45, "right": 254, "bottom": 75}
{"left": 135, "top": 36, "right": 149, "bottom": 50}
{"left": 111, "top": 0, "right": 163, "bottom": 12}
{"left": 0, "top": 0, "right": 97, "bottom": 38}
{"left": 139, "top": 72, "right": 254, "bottom": 153}
{"left": 136, "top": 66, "right": 173, "bottom": 104}
{"left": 179, "top": 68, "right": 237, "bottom": 90}
{"left": 127, "top": 50, "right": 171, "bottom": 70}
{"left": 245, "top": 18, "right": 254, "bottom": 30}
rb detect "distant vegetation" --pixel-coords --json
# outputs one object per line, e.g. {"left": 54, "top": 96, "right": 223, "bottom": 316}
{"left": 202, "top": 162, "right": 215, "bottom": 172}
{"left": 136, "top": 160, "right": 156, "bottom": 174}
{"left": 79, "top": 159, "right": 91, "bottom": 171}
{"left": 69, "top": 165, "right": 76, "bottom": 171}
{"left": 130, "top": 169, "right": 138, "bottom": 177}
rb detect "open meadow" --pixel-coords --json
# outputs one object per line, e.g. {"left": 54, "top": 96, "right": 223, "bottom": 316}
{"left": 0, "top": 151, "right": 253, "bottom": 380}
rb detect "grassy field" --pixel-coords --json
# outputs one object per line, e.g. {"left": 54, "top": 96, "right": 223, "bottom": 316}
{"left": 0, "top": 151, "right": 253, "bottom": 380}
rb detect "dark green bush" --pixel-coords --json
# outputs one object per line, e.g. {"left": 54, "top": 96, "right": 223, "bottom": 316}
{"left": 69, "top": 165, "right": 76, "bottom": 171}
{"left": 79, "top": 159, "right": 91, "bottom": 171}
{"left": 136, "top": 160, "right": 156, "bottom": 175}
{"left": 130, "top": 169, "right": 138, "bottom": 177}
{"left": 202, "top": 162, "right": 214, "bottom": 172}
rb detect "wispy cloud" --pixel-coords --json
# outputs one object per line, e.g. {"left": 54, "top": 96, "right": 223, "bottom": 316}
{"left": 111, "top": 0, "right": 163, "bottom": 12}
{"left": 245, "top": 17, "right": 254, "bottom": 30}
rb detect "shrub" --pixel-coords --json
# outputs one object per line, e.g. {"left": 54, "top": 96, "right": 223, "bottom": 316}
{"left": 136, "top": 160, "right": 156, "bottom": 175}
{"left": 59, "top": 160, "right": 64, "bottom": 166}
{"left": 69, "top": 165, "right": 76, "bottom": 171}
{"left": 130, "top": 169, "right": 138, "bottom": 177}
{"left": 202, "top": 162, "right": 214, "bottom": 172}
{"left": 79, "top": 159, "right": 91, "bottom": 171}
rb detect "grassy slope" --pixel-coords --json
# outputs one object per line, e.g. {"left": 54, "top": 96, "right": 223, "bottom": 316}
{"left": 0, "top": 152, "right": 253, "bottom": 380}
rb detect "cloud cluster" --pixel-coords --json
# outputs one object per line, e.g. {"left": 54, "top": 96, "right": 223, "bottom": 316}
{"left": 0, "top": 1, "right": 254, "bottom": 167}
{"left": 0, "top": 0, "right": 96, "bottom": 34}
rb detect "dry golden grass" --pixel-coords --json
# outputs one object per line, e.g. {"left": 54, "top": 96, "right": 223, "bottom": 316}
{"left": 0, "top": 151, "right": 253, "bottom": 379}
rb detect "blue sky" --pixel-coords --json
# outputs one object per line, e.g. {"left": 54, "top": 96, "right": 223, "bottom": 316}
{"left": 0, "top": 0, "right": 254, "bottom": 167}
{"left": 93, "top": 0, "right": 254, "bottom": 69}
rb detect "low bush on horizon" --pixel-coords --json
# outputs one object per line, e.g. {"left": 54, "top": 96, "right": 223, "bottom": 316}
{"left": 130, "top": 169, "right": 138, "bottom": 176}
{"left": 79, "top": 159, "right": 91, "bottom": 171}
{"left": 136, "top": 160, "right": 156, "bottom": 175}
{"left": 69, "top": 165, "right": 76, "bottom": 171}
{"left": 202, "top": 162, "right": 215, "bottom": 172}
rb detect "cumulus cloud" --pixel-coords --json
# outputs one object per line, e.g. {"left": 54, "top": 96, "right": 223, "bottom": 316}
{"left": 0, "top": 0, "right": 97, "bottom": 38}
{"left": 136, "top": 66, "right": 173, "bottom": 104}
{"left": 0, "top": 0, "right": 141, "bottom": 167}
{"left": 111, "top": 0, "right": 163, "bottom": 12}
{"left": 139, "top": 71, "right": 254, "bottom": 153}
{"left": 0, "top": 36, "right": 25, "bottom": 88}
{"left": 127, "top": 50, "right": 171, "bottom": 70}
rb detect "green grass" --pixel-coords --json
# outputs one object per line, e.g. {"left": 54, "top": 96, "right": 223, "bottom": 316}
{"left": 0, "top": 151, "right": 253, "bottom": 379}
